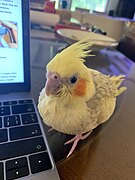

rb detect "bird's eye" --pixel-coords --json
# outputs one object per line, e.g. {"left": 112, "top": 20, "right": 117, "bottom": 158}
{"left": 70, "top": 75, "right": 77, "bottom": 84}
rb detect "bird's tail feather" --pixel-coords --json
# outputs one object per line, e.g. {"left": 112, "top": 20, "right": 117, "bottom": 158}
{"left": 110, "top": 75, "right": 127, "bottom": 96}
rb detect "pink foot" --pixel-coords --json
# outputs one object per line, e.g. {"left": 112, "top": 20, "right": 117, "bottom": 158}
{"left": 48, "top": 127, "right": 57, "bottom": 135}
{"left": 65, "top": 130, "right": 92, "bottom": 158}
{"left": 48, "top": 127, "right": 54, "bottom": 133}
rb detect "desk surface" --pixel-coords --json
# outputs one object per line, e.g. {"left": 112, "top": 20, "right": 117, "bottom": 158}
{"left": 30, "top": 29, "right": 135, "bottom": 180}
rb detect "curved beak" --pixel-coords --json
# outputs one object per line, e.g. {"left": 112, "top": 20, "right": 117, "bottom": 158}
{"left": 45, "top": 73, "right": 62, "bottom": 96}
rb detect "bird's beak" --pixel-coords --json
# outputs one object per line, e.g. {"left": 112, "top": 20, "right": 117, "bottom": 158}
{"left": 45, "top": 73, "right": 62, "bottom": 96}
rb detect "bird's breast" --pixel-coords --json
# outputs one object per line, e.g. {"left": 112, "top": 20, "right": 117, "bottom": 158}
{"left": 39, "top": 96, "right": 92, "bottom": 135}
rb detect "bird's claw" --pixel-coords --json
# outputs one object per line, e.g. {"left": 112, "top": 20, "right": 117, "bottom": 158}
{"left": 64, "top": 136, "right": 77, "bottom": 145}
{"left": 65, "top": 131, "right": 92, "bottom": 158}
{"left": 48, "top": 127, "right": 54, "bottom": 133}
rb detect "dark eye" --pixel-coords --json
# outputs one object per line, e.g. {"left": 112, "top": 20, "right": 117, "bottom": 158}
{"left": 70, "top": 75, "right": 77, "bottom": 84}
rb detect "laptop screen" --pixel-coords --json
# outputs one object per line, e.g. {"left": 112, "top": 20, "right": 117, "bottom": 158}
{"left": 0, "top": 1, "right": 24, "bottom": 83}
{"left": 0, "top": 0, "right": 30, "bottom": 93}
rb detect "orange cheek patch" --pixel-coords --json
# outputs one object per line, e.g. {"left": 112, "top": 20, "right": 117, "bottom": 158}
{"left": 73, "top": 79, "right": 86, "bottom": 96}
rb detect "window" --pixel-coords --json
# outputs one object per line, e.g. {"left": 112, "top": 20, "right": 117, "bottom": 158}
{"left": 53, "top": 0, "right": 59, "bottom": 9}
{"left": 71, "top": 0, "right": 108, "bottom": 12}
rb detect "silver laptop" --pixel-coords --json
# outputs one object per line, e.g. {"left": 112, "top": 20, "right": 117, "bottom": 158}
{"left": 0, "top": 0, "right": 60, "bottom": 179}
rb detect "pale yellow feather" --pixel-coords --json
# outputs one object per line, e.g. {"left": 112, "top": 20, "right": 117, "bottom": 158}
{"left": 47, "top": 39, "right": 93, "bottom": 77}
{"left": 38, "top": 39, "right": 127, "bottom": 135}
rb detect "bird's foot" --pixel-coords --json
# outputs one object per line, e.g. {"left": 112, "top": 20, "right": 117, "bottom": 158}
{"left": 48, "top": 127, "right": 57, "bottom": 135}
{"left": 65, "top": 130, "right": 92, "bottom": 158}
{"left": 48, "top": 127, "right": 54, "bottom": 133}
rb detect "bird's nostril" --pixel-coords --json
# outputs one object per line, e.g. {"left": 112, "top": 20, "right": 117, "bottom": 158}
{"left": 51, "top": 73, "right": 59, "bottom": 80}
{"left": 52, "top": 74, "right": 58, "bottom": 80}
{"left": 54, "top": 76, "right": 57, "bottom": 79}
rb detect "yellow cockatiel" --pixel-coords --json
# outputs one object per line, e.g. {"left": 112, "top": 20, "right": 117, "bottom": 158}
{"left": 38, "top": 39, "right": 126, "bottom": 157}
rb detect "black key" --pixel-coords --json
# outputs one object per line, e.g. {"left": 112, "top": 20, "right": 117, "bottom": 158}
{"left": 0, "top": 106, "right": 10, "bottom": 116}
{"left": 19, "top": 99, "right": 33, "bottom": 104}
{"left": 12, "top": 104, "right": 35, "bottom": 114}
{"left": 0, "top": 129, "right": 8, "bottom": 143}
{"left": 9, "top": 124, "right": 42, "bottom": 140}
{"left": 0, "top": 137, "right": 46, "bottom": 160}
{"left": 0, "top": 117, "right": 2, "bottom": 128}
{"left": 3, "top": 101, "right": 17, "bottom": 105}
{"left": 21, "top": 113, "right": 38, "bottom": 125}
{"left": 0, "top": 162, "right": 4, "bottom": 180}
{"left": 29, "top": 152, "right": 52, "bottom": 174}
{"left": 0, "top": 102, "right": 2, "bottom": 106}
{"left": 6, "top": 157, "right": 28, "bottom": 170}
{"left": 6, "top": 166, "right": 29, "bottom": 180}
{"left": 4, "top": 115, "right": 21, "bottom": 127}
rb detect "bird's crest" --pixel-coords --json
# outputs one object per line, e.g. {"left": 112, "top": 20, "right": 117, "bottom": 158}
{"left": 47, "top": 39, "right": 94, "bottom": 77}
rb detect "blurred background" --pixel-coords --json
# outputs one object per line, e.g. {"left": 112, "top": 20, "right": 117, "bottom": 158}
{"left": 30, "top": 0, "right": 135, "bottom": 19}
{"left": 30, "top": 0, "right": 135, "bottom": 62}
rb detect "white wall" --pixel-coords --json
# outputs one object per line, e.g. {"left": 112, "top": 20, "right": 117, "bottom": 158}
{"left": 71, "top": 11, "right": 125, "bottom": 41}
{"left": 106, "top": 0, "right": 119, "bottom": 15}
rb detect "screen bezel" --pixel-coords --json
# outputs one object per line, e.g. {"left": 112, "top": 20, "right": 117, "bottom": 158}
{"left": 0, "top": 0, "right": 31, "bottom": 94}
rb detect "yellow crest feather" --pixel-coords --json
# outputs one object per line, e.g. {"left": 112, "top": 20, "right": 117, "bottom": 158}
{"left": 47, "top": 39, "right": 93, "bottom": 77}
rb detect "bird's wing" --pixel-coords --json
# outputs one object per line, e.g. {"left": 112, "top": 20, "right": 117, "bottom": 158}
{"left": 90, "top": 69, "right": 126, "bottom": 97}
{"left": 86, "top": 70, "right": 126, "bottom": 127}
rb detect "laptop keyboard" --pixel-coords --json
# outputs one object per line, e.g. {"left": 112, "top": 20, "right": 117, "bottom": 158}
{"left": 0, "top": 99, "right": 52, "bottom": 180}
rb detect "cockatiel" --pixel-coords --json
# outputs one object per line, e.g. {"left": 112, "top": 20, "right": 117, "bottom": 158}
{"left": 38, "top": 39, "right": 127, "bottom": 157}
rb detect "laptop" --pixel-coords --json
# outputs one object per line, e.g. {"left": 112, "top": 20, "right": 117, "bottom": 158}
{"left": 0, "top": 0, "right": 60, "bottom": 179}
